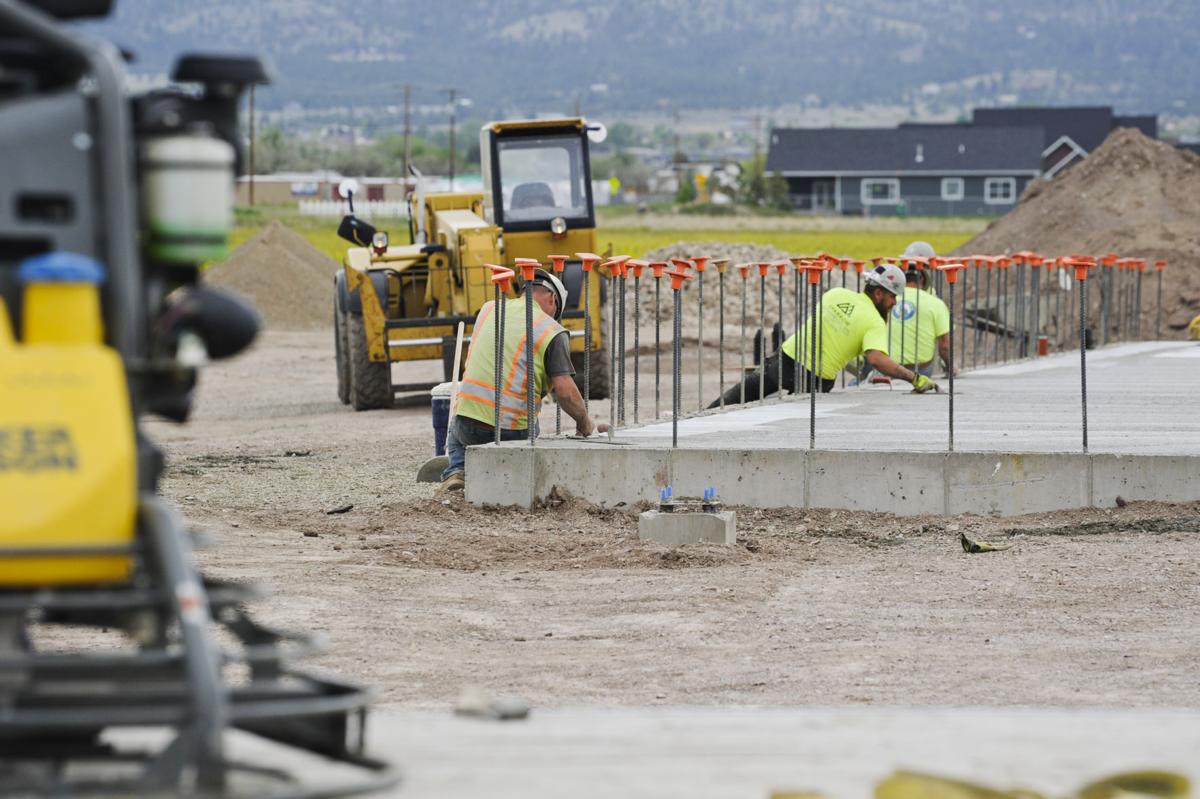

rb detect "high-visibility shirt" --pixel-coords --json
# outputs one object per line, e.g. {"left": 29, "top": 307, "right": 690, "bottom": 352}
{"left": 887, "top": 287, "right": 950, "bottom": 365}
{"left": 455, "top": 297, "right": 566, "bottom": 430}
{"left": 780, "top": 288, "right": 889, "bottom": 379}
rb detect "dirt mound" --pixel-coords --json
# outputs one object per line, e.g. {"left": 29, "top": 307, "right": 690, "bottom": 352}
{"left": 953, "top": 128, "right": 1200, "bottom": 333}
{"left": 205, "top": 221, "right": 339, "bottom": 330}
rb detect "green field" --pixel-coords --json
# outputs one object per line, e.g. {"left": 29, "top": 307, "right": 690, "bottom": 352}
{"left": 220, "top": 205, "right": 982, "bottom": 266}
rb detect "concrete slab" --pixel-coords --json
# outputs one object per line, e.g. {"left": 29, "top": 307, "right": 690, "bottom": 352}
{"left": 466, "top": 342, "right": 1200, "bottom": 515}
{"left": 223, "top": 705, "right": 1199, "bottom": 799}
{"left": 638, "top": 510, "right": 736, "bottom": 545}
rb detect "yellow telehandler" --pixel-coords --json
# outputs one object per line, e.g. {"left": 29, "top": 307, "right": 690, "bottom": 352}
{"left": 333, "top": 117, "right": 610, "bottom": 409}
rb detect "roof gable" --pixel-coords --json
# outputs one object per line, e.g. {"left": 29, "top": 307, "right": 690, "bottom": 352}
{"left": 766, "top": 125, "right": 1044, "bottom": 174}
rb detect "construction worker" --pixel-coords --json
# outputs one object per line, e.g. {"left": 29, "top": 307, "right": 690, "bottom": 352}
{"left": 440, "top": 269, "right": 606, "bottom": 491}
{"left": 886, "top": 265, "right": 953, "bottom": 379}
{"left": 709, "top": 263, "right": 939, "bottom": 406}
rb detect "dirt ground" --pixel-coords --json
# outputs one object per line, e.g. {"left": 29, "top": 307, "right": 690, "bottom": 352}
{"left": 147, "top": 329, "right": 1200, "bottom": 708}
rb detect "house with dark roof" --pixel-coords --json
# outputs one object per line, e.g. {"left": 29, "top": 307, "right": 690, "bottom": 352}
{"left": 769, "top": 106, "right": 1159, "bottom": 215}
{"left": 970, "top": 106, "right": 1157, "bottom": 178}
{"left": 766, "top": 125, "right": 1044, "bottom": 216}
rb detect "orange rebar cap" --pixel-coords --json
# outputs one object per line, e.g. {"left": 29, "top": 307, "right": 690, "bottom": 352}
{"left": 669, "top": 258, "right": 694, "bottom": 273}
{"left": 548, "top": 255, "right": 569, "bottom": 273}
{"left": 601, "top": 255, "right": 630, "bottom": 278}
{"left": 1062, "top": 256, "right": 1097, "bottom": 281}
{"left": 649, "top": 260, "right": 668, "bottom": 278}
{"left": 691, "top": 256, "right": 710, "bottom": 272}
{"left": 514, "top": 257, "right": 541, "bottom": 281}
{"left": 935, "top": 262, "right": 967, "bottom": 284}
{"left": 1155, "top": 259, "right": 1168, "bottom": 271}
{"left": 735, "top": 263, "right": 752, "bottom": 279}
{"left": 626, "top": 258, "right": 648, "bottom": 278}
{"left": 711, "top": 257, "right": 730, "bottom": 273}
{"left": 575, "top": 252, "right": 601, "bottom": 271}
{"left": 486, "top": 263, "right": 515, "bottom": 292}
{"left": 666, "top": 266, "right": 693, "bottom": 291}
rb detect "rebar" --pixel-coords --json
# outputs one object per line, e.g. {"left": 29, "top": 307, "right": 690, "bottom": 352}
{"left": 1001, "top": 265, "right": 1009, "bottom": 362}
{"left": 793, "top": 267, "right": 801, "bottom": 398}
{"left": 809, "top": 278, "right": 818, "bottom": 449}
{"left": 758, "top": 270, "right": 766, "bottom": 404}
{"left": 972, "top": 261, "right": 981, "bottom": 370}
{"left": 633, "top": 272, "right": 641, "bottom": 424}
{"left": 673, "top": 286, "right": 682, "bottom": 448}
{"left": 1031, "top": 262, "right": 1041, "bottom": 357}
{"left": 697, "top": 268, "right": 704, "bottom": 413}
{"left": 655, "top": 275, "right": 662, "bottom": 419}
{"left": 1080, "top": 274, "right": 1089, "bottom": 453}
{"left": 986, "top": 264, "right": 995, "bottom": 366}
{"left": 776, "top": 270, "right": 784, "bottom": 401}
{"left": 525, "top": 282, "right": 535, "bottom": 446}
{"left": 1156, "top": 268, "right": 1163, "bottom": 339}
{"left": 618, "top": 272, "right": 626, "bottom": 425}
{"left": 718, "top": 270, "right": 726, "bottom": 410}
{"left": 493, "top": 284, "right": 502, "bottom": 445}
{"left": 1100, "top": 265, "right": 1110, "bottom": 346}
{"left": 1135, "top": 266, "right": 1144, "bottom": 340}
{"left": 583, "top": 268, "right": 591, "bottom": 415}
{"left": 739, "top": 272, "right": 746, "bottom": 406}
{"left": 610, "top": 270, "right": 618, "bottom": 426}
{"left": 947, "top": 278, "right": 957, "bottom": 451}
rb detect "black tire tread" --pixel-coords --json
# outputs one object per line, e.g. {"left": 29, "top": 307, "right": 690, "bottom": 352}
{"left": 348, "top": 313, "right": 393, "bottom": 410}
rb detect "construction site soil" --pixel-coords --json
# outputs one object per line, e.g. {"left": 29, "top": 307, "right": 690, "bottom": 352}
{"left": 954, "top": 128, "right": 1200, "bottom": 332}
{"left": 140, "top": 330, "right": 1200, "bottom": 708}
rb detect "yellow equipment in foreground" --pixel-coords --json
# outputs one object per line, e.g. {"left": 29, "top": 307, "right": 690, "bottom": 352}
{"left": 334, "top": 117, "right": 610, "bottom": 409}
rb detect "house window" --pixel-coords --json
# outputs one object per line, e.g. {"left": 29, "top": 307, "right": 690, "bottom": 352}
{"left": 984, "top": 177, "right": 1017, "bottom": 204}
{"left": 861, "top": 178, "right": 899, "bottom": 206}
{"left": 941, "top": 177, "right": 964, "bottom": 201}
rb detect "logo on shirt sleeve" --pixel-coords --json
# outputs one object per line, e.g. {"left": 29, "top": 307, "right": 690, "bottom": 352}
{"left": 836, "top": 302, "right": 854, "bottom": 316}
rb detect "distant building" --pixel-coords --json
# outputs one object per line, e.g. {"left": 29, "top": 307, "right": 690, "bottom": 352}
{"left": 769, "top": 105, "right": 1158, "bottom": 215}
{"left": 767, "top": 125, "right": 1043, "bottom": 216}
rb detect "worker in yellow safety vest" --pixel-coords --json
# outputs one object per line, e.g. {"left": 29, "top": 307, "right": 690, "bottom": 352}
{"left": 440, "top": 269, "right": 606, "bottom": 491}
{"left": 709, "top": 262, "right": 939, "bottom": 406}
{"left": 886, "top": 265, "right": 953, "bottom": 379}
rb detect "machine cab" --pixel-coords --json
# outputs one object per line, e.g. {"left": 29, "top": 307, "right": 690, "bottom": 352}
{"left": 480, "top": 118, "right": 597, "bottom": 237}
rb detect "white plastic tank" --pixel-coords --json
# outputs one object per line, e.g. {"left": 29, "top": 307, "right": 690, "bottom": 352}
{"left": 141, "top": 134, "right": 235, "bottom": 264}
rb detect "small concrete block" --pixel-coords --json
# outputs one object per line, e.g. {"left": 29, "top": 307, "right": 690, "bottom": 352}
{"left": 465, "top": 443, "right": 535, "bottom": 508}
{"left": 638, "top": 511, "right": 736, "bottom": 546}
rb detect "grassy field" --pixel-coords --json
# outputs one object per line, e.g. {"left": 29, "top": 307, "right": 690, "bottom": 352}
{"left": 221, "top": 205, "right": 984, "bottom": 266}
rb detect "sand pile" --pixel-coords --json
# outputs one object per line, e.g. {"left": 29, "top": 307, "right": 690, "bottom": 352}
{"left": 205, "top": 221, "right": 340, "bottom": 330}
{"left": 953, "top": 129, "right": 1200, "bottom": 333}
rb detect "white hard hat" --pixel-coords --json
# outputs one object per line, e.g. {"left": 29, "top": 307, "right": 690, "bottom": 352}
{"left": 863, "top": 262, "right": 907, "bottom": 297}
{"left": 526, "top": 268, "right": 569, "bottom": 320}
{"left": 903, "top": 240, "right": 936, "bottom": 258}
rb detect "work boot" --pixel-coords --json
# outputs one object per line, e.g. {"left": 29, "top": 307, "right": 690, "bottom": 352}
{"left": 438, "top": 473, "right": 465, "bottom": 493}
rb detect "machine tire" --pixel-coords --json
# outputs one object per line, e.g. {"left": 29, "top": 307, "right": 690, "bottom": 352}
{"left": 348, "top": 313, "right": 393, "bottom": 411}
{"left": 334, "top": 296, "right": 350, "bottom": 405}
{"left": 571, "top": 347, "right": 610, "bottom": 401}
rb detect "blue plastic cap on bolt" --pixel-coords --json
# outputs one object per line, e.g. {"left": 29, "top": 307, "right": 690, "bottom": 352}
{"left": 18, "top": 252, "right": 106, "bottom": 285}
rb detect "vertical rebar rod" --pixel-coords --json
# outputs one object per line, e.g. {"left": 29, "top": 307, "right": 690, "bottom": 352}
{"left": 1055, "top": 267, "right": 1062, "bottom": 352}
{"left": 494, "top": 285, "right": 502, "bottom": 445}
{"left": 739, "top": 275, "right": 746, "bottom": 406}
{"left": 1100, "top": 266, "right": 1110, "bottom": 346}
{"left": 809, "top": 279, "right": 818, "bottom": 449}
{"left": 1001, "top": 266, "right": 1009, "bottom": 362}
{"left": 673, "top": 287, "right": 682, "bottom": 447}
{"left": 618, "top": 273, "right": 626, "bottom": 425}
{"left": 697, "top": 270, "right": 704, "bottom": 413}
{"left": 840, "top": 266, "right": 847, "bottom": 389}
{"left": 972, "top": 262, "right": 981, "bottom": 370}
{"left": 525, "top": 282, "right": 536, "bottom": 446}
{"left": 758, "top": 272, "right": 766, "bottom": 404}
{"left": 1156, "top": 269, "right": 1163, "bottom": 340}
{"left": 800, "top": 269, "right": 809, "bottom": 395}
{"left": 1031, "top": 263, "right": 1041, "bottom": 357}
{"left": 793, "top": 268, "right": 801, "bottom": 398}
{"left": 947, "top": 279, "right": 956, "bottom": 452}
{"left": 1080, "top": 275, "right": 1089, "bottom": 453}
{"left": 719, "top": 271, "right": 726, "bottom": 410}
{"left": 633, "top": 274, "right": 641, "bottom": 424}
{"left": 1135, "top": 268, "right": 1144, "bottom": 340}
{"left": 610, "top": 271, "right": 618, "bottom": 426}
{"left": 961, "top": 263, "right": 970, "bottom": 364}
{"left": 817, "top": 276, "right": 825, "bottom": 391}
{"left": 583, "top": 269, "right": 591, "bottom": 415}
{"left": 655, "top": 277, "right": 662, "bottom": 419}
{"left": 986, "top": 266, "right": 995, "bottom": 366}
{"left": 777, "top": 271, "right": 784, "bottom": 400}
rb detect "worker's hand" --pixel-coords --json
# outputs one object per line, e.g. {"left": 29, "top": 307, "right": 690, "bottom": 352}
{"left": 911, "top": 374, "right": 940, "bottom": 394}
{"left": 576, "top": 419, "right": 602, "bottom": 438}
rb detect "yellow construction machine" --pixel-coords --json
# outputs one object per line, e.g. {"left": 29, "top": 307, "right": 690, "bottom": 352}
{"left": 333, "top": 117, "right": 610, "bottom": 409}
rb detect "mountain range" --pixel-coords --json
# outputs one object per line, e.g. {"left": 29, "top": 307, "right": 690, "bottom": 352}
{"left": 78, "top": 1, "right": 1200, "bottom": 122}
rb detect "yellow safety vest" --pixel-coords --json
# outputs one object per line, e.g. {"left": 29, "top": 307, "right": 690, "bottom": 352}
{"left": 455, "top": 298, "right": 565, "bottom": 431}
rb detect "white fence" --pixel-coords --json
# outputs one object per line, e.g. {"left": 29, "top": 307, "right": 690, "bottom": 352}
{"left": 297, "top": 200, "right": 410, "bottom": 218}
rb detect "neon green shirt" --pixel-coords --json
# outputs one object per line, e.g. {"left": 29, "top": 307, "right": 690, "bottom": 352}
{"left": 781, "top": 288, "right": 889, "bottom": 379}
{"left": 887, "top": 287, "right": 950, "bottom": 364}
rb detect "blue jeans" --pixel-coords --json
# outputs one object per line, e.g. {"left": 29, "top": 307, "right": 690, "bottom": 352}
{"left": 442, "top": 416, "right": 529, "bottom": 480}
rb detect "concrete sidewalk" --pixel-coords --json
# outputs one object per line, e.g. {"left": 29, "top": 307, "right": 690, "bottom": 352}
{"left": 466, "top": 342, "right": 1200, "bottom": 513}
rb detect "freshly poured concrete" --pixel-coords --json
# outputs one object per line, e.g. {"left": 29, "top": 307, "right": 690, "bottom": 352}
{"left": 467, "top": 342, "right": 1200, "bottom": 514}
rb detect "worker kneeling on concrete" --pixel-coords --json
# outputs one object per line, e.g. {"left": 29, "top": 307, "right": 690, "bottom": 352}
{"left": 709, "top": 263, "right": 938, "bottom": 406}
{"left": 440, "top": 269, "right": 606, "bottom": 491}
{"left": 886, "top": 265, "right": 953, "bottom": 379}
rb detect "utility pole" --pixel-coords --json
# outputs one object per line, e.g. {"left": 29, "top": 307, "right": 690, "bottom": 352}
{"left": 247, "top": 83, "right": 255, "bottom": 206}
{"left": 445, "top": 87, "right": 457, "bottom": 191}
{"left": 402, "top": 83, "right": 412, "bottom": 195}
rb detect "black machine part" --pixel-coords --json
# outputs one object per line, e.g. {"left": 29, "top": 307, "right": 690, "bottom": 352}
{"left": 22, "top": 0, "right": 111, "bottom": 18}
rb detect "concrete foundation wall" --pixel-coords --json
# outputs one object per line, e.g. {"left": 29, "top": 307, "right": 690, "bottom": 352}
{"left": 466, "top": 444, "right": 1200, "bottom": 517}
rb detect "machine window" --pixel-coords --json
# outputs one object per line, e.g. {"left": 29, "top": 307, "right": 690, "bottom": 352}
{"left": 497, "top": 135, "right": 589, "bottom": 223}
